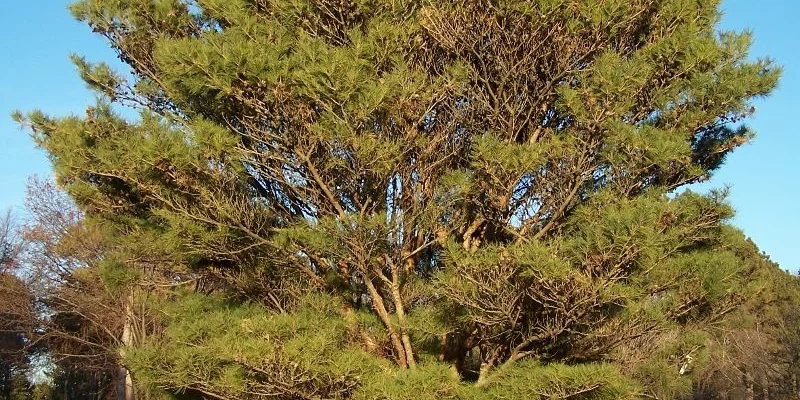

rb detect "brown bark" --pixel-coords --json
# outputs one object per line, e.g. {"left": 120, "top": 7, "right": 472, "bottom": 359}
{"left": 117, "top": 296, "right": 136, "bottom": 400}
{"left": 744, "top": 369, "right": 754, "bottom": 400}
{"left": 388, "top": 259, "right": 416, "bottom": 368}
{"left": 363, "top": 276, "right": 408, "bottom": 369}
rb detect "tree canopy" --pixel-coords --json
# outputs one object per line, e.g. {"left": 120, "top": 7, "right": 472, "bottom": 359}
{"left": 11, "top": 0, "right": 796, "bottom": 399}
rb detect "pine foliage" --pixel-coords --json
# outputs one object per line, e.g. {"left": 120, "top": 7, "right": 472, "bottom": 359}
{"left": 15, "top": 0, "right": 785, "bottom": 398}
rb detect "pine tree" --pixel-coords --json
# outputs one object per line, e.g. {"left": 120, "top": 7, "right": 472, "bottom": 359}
{"left": 693, "top": 241, "right": 800, "bottom": 399}
{"left": 16, "top": 0, "right": 781, "bottom": 398}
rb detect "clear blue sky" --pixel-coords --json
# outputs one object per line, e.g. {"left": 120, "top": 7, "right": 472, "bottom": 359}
{"left": 1, "top": 1, "right": 797, "bottom": 269}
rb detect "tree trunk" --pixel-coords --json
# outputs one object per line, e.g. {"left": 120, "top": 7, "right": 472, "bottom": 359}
{"left": 744, "top": 369, "right": 755, "bottom": 400}
{"left": 117, "top": 296, "right": 135, "bottom": 400}
{"left": 116, "top": 365, "right": 134, "bottom": 400}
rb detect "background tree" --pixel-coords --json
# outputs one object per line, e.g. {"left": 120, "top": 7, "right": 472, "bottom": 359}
{"left": 691, "top": 241, "right": 800, "bottom": 400}
{"left": 16, "top": 0, "right": 786, "bottom": 399}
{"left": 15, "top": 178, "right": 136, "bottom": 400}
{"left": 0, "top": 272, "right": 34, "bottom": 399}
{"left": 0, "top": 211, "right": 35, "bottom": 399}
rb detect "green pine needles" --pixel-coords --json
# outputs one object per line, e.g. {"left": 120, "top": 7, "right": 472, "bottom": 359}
{"left": 16, "top": 0, "right": 784, "bottom": 398}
